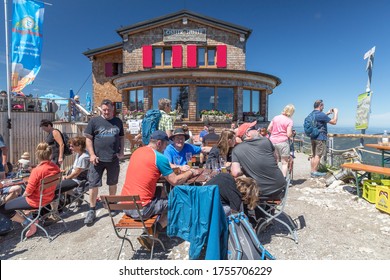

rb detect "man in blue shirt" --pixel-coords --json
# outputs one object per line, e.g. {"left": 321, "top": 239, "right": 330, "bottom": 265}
{"left": 310, "top": 99, "right": 338, "bottom": 177}
{"left": 164, "top": 128, "right": 211, "bottom": 172}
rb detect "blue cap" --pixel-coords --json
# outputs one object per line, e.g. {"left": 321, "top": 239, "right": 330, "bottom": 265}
{"left": 150, "top": 130, "right": 169, "bottom": 141}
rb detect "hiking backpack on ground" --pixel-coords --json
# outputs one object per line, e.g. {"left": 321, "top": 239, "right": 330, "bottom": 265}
{"left": 227, "top": 212, "right": 275, "bottom": 260}
{"left": 303, "top": 111, "right": 320, "bottom": 138}
{"left": 141, "top": 109, "right": 162, "bottom": 145}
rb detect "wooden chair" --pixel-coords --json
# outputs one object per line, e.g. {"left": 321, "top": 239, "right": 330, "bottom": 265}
{"left": 204, "top": 139, "right": 218, "bottom": 147}
{"left": 101, "top": 195, "right": 165, "bottom": 260}
{"left": 19, "top": 172, "right": 67, "bottom": 242}
{"left": 254, "top": 177, "right": 298, "bottom": 243}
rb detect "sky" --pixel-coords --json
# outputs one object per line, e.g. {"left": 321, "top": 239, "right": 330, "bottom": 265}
{"left": 0, "top": 0, "right": 389, "bottom": 129}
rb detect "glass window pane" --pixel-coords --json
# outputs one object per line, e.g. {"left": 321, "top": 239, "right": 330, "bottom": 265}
{"left": 154, "top": 48, "right": 162, "bottom": 66}
{"left": 152, "top": 87, "right": 169, "bottom": 109}
{"left": 207, "top": 49, "right": 215, "bottom": 65}
{"left": 171, "top": 86, "right": 189, "bottom": 118}
{"left": 252, "top": 90, "right": 260, "bottom": 114}
{"left": 136, "top": 89, "right": 144, "bottom": 111}
{"left": 196, "top": 86, "right": 214, "bottom": 118}
{"left": 243, "top": 89, "right": 251, "bottom": 113}
{"left": 197, "top": 47, "right": 205, "bottom": 66}
{"left": 164, "top": 49, "right": 172, "bottom": 66}
{"left": 129, "top": 90, "right": 136, "bottom": 111}
{"left": 217, "top": 87, "right": 234, "bottom": 113}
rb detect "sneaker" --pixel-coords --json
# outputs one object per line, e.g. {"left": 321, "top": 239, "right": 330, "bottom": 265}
{"left": 84, "top": 210, "right": 96, "bottom": 226}
{"left": 25, "top": 221, "right": 38, "bottom": 238}
{"left": 137, "top": 235, "right": 152, "bottom": 251}
{"left": 311, "top": 171, "right": 327, "bottom": 178}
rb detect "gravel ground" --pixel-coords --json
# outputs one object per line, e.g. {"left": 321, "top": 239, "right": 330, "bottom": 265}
{"left": 1, "top": 152, "right": 390, "bottom": 260}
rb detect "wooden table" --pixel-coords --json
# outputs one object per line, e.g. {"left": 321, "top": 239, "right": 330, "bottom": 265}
{"left": 365, "top": 143, "right": 390, "bottom": 167}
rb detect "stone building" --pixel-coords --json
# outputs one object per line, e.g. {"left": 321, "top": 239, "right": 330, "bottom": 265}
{"left": 83, "top": 10, "right": 281, "bottom": 134}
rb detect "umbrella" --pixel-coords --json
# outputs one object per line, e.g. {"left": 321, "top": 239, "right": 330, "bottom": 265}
{"left": 69, "top": 89, "right": 75, "bottom": 100}
{"left": 86, "top": 92, "right": 92, "bottom": 112}
{"left": 38, "top": 93, "right": 68, "bottom": 105}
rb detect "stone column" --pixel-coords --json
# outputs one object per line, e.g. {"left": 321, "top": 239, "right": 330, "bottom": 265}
{"left": 188, "top": 85, "right": 197, "bottom": 121}
{"left": 237, "top": 86, "right": 243, "bottom": 121}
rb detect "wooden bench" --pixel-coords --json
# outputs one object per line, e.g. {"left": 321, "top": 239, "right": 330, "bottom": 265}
{"left": 341, "top": 163, "right": 390, "bottom": 197}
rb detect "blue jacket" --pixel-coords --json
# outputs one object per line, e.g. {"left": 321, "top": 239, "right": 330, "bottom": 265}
{"left": 167, "top": 185, "right": 228, "bottom": 260}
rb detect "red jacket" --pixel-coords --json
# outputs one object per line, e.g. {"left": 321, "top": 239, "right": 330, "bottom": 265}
{"left": 25, "top": 160, "right": 60, "bottom": 208}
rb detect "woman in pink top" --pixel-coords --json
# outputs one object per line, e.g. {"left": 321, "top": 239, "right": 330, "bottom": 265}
{"left": 268, "top": 104, "right": 295, "bottom": 177}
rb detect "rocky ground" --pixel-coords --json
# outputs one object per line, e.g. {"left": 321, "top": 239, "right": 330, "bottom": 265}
{"left": 1, "top": 152, "right": 390, "bottom": 260}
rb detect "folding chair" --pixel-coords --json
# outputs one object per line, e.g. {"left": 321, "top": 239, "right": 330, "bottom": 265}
{"left": 101, "top": 195, "right": 165, "bottom": 260}
{"left": 254, "top": 178, "right": 298, "bottom": 243}
{"left": 59, "top": 180, "right": 90, "bottom": 213}
{"left": 19, "top": 172, "right": 68, "bottom": 242}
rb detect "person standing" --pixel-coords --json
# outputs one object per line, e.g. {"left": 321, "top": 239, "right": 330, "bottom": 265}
{"left": 84, "top": 99, "right": 124, "bottom": 226}
{"left": 0, "top": 133, "right": 8, "bottom": 179}
{"left": 40, "top": 119, "right": 65, "bottom": 167}
{"left": 158, "top": 98, "right": 173, "bottom": 138}
{"left": 267, "top": 104, "right": 295, "bottom": 177}
{"left": 309, "top": 100, "right": 338, "bottom": 177}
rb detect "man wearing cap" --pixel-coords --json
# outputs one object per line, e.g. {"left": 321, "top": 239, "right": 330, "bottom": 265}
{"left": 164, "top": 128, "right": 211, "bottom": 171}
{"left": 121, "top": 130, "right": 200, "bottom": 249}
{"left": 231, "top": 121, "right": 286, "bottom": 200}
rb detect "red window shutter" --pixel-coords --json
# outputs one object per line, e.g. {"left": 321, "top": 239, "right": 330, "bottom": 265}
{"left": 187, "top": 45, "right": 197, "bottom": 68}
{"left": 172, "top": 45, "right": 183, "bottom": 68}
{"left": 142, "top": 45, "right": 153, "bottom": 68}
{"left": 105, "top": 63, "right": 113, "bottom": 77}
{"left": 216, "top": 45, "right": 227, "bottom": 68}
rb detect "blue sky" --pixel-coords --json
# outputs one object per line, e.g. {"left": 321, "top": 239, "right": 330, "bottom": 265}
{"left": 1, "top": 0, "right": 389, "bottom": 128}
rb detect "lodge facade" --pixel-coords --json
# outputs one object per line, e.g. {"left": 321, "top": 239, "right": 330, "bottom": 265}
{"left": 83, "top": 10, "right": 281, "bottom": 131}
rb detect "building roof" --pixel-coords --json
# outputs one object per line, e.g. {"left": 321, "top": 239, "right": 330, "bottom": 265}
{"left": 83, "top": 42, "right": 122, "bottom": 58}
{"left": 116, "top": 10, "right": 252, "bottom": 39}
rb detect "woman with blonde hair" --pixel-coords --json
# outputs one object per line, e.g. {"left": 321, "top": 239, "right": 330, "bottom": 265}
{"left": 206, "top": 129, "right": 236, "bottom": 166}
{"left": 267, "top": 104, "right": 295, "bottom": 177}
{"left": 0, "top": 142, "right": 60, "bottom": 238}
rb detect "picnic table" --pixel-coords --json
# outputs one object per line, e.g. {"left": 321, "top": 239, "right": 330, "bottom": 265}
{"left": 365, "top": 143, "right": 390, "bottom": 167}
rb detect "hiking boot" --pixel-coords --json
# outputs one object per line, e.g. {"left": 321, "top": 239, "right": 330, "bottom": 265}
{"left": 84, "top": 210, "right": 96, "bottom": 226}
{"left": 137, "top": 235, "right": 152, "bottom": 251}
{"left": 311, "top": 171, "right": 327, "bottom": 178}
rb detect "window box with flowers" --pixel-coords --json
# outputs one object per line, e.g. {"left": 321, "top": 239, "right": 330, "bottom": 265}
{"left": 243, "top": 112, "right": 264, "bottom": 122}
{"left": 125, "top": 110, "right": 145, "bottom": 120}
{"left": 200, "top": 110, "right": 233, "bottom": 122}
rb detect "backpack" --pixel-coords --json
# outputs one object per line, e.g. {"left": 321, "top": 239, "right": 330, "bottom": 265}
{"left": 0, "top": 213, "right": 13, "bottom": 236}
{"left": 56, "top": 129, "right": 72, "bottom": 156}
{"left": 141, "top": 109, "right": 162, "bottom": 145}
{"left": 304, "top": 111, "right": 320, "bottom": 138}
{"left": 227, "top": 212, "right": 275, "bottom": 260}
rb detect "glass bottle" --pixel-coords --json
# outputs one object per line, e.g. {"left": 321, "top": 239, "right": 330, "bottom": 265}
{"left": 383, "top": 130, "right": 388, "bottom": 146}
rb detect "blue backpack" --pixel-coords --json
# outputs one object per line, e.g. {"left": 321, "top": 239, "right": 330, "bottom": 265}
{"left": 304, "top": 111, "right": 320, "bottom": 138}
{"left": 141, "top": 109, "right": 162, "bottom": 145}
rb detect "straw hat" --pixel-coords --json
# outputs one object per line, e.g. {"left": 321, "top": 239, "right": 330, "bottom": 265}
{"left": 21, "top": 152, "right": 30, "bottom": 160}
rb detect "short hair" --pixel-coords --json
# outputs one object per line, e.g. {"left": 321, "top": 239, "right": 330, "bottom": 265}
{"left": 40, "top": 119, "right": 53, "bottom": 127}
{"left": 208, "top": 126, "right": 215, "bottom": 133}
{"left": 101, "top": 99, "right": 113, "bottom": 107}
{"left": 282, "top": 104, "right": 295, "bottom": 117}
{"left": 158, "top": 98, "right": 171, "bottom": 110}
{"left": 35, "top": 142, "right": 52, "bottom": 162}
{"left": 314, "top": 99, "right": 323, "bottom": 109}
{"left": 69, "top": 136, "right": 86, "bottom": 152}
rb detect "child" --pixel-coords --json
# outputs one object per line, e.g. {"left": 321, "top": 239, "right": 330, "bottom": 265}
{"left": 18, "top": 152, "right": 31, "bottom": 173}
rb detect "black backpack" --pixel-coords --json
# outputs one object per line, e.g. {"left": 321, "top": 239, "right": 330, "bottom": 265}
{"left": 56, "top": 129, "right": 72, "bottom": 156}
{"left": 227, "top": 212, "right": 275, "bottom": 260}
{"left": 303, "top": 111, "right": 320, "bottom": 138}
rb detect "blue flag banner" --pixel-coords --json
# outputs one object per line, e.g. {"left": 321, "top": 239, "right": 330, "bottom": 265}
{"left": 11, "top": 0, "right": 45, "bottom": 93}
{"left": 86, "top": 92, "right": 92, "bottom": 112}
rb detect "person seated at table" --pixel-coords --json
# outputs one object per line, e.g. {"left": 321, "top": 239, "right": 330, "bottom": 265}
{"left": 0, "top": 142, "right": 60, "bottom": 238}
{"left": 198, "top": 123, "right": 209, "bottom": 143}
{"left": 230, "top": 121, "right": 286, "bottom": 200}
{"left": 121, "top": 130, "right": 201, "bottom": 250}
{"left": 0, "top": 184, "right": 23, "bottom": 207}
{"left": 202, "top": 126, "right": 219, "bottom": 146}
{"left": 182, "top": 124, "right": 193, "bottom": 144}
{"left": 164, "top": 128, "right": 211, "bottom": 172}
{"left": 206, "top": 129, "right": 235, "bottom": 167}
{"left": 205, "top": 173, "right": 259, "bottom": 216}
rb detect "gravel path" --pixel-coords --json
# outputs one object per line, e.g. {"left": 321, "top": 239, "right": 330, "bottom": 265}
{"left": 1, "top": 152, "right": 390, "bottom": 260}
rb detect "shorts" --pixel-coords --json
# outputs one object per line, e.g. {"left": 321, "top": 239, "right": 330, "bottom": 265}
{"left": 311, "top": 140, "right": 326, "bottom": 157}
{"left": 88, "top": 158, "right": 120, "bottom": 187}
{"left": 273, "top": 141, "right": 290, "bottom": 161}
{"left": 125, "top": 194, "right": 168, "bottom": 220}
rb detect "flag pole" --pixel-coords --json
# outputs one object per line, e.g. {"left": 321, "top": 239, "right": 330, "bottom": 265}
{"left": 3, "top": 0, "right": 14, "bottom": 163}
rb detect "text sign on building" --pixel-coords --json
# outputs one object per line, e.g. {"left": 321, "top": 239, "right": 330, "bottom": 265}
{"left": 163, "top": 28, "right": 207, "bottom": 42}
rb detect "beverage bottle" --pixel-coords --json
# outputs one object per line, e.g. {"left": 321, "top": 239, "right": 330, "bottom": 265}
{"left": 383, "top": 130, "right": 388, "bottom": 146}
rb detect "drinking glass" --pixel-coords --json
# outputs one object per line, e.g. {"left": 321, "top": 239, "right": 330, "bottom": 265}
{"left": 219, "top": 157, "right": 226, "bottom": 167}
{"left": 186, "top": 152, "right": 192, "bottom": 166}
{"left": 174, "top": 156, "right": 182, "bottom": 166}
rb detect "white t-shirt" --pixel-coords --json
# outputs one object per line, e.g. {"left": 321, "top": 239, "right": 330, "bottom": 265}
{"left": 71, "top": 152, "right": 90, "bottom": 183}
